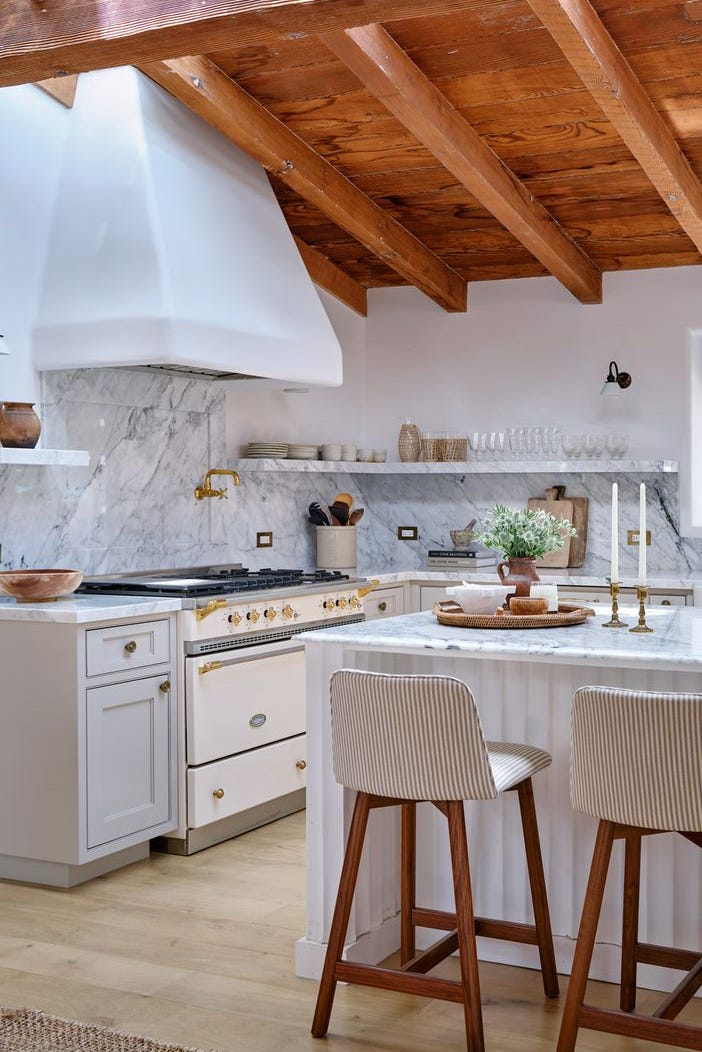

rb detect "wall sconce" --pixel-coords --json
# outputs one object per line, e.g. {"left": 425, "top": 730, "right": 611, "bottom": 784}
{"left": 601, "top": 360, "right": 632, "bottom": 397}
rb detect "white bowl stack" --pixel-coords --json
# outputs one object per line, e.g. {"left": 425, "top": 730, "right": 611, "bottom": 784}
{"left": 287, "top": 444, "right": 319, "bottom": 460}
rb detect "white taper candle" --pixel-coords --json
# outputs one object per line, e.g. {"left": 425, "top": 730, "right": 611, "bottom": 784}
{"left": 610, "top": 482, "right": 619, "bottom": 584}
{"left": 638, "top": 482, "right": 647, "bottom": 586}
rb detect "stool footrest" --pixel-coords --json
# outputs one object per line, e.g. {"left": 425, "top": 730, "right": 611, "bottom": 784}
{"left": 335, "top": 961, "right": 465, "bottom": 1003}
{"left": 578, "top": 1005, "right": 702, "bottom": 1050}
{"left": 636, "top": 942, "right": 702, "bottom": 971}
{"left": 401, "top": 930, "right": 459, "bottom": 974}
{"left": 412, "top": 907, "right": 539, "bottom": 946}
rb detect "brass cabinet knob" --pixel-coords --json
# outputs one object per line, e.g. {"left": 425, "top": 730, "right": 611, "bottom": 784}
{"left": 124, "top": 640, "right": 137, "bottom": 654}
{"left": 159, "top": 680, "right": 171, "bottom": 694}
{"left": 228, "top": 612, "right": 242, "bottom": 626}
{"left": 247, "top": 609, "right": 260, "bottom": 624}
{"left": 282, "top": 604, "right": 294, "bottom": 620}
{"left": 212, "top": 788, "right": 225, "bottom": 799}
{"left": 323, "top": 599, "right": 335, "bottom": 612}
{"left": 336, "top": 597, "right": 348, "bottom": 610}
{"left": 661, "top": 599, "right": 671, "bottom": 606}
{"left": 378, "top": 601, "right": 388, "bottom": 612}
{"left": 296, "top": 759, "right": 307, "bottom": 771}
{"left": 264, "top": 607, "right": 278, "bottom": 621}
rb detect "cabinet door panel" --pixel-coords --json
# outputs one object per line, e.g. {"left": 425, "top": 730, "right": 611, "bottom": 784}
{"left": 86, "top": 675, "right": 171, "bottom": 848}
{"left": 364, "top": 587, "right": 405, "bottom": 620}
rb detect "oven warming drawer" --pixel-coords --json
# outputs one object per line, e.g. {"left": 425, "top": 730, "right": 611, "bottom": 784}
{"left": 187, "top": 734, "right": 307, "bottom": 828}
{"left": 185, "top": 639, "right": 306, "bottom": 766}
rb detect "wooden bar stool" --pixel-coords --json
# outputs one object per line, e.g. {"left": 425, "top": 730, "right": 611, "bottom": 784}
{"left": 558, "top": 685, "right": 702, "bottom": 1052}
{"left": 311, "top": 670, "right": 559, "bottom": 1052}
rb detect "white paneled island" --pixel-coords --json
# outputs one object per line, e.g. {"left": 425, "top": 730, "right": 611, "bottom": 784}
{"left": 296, "top": 605, "right": 702, "bottom": 995}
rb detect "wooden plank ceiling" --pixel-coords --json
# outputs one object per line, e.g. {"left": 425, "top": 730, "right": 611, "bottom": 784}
{"left": 9, "top": 0, "right": 702, "bottom": 309}
{"left": 200, "top": 0, "right": 702, "bottom": 303}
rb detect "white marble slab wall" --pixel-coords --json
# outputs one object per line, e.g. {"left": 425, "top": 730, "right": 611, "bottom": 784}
{"left": 0, "top": 369, "right": 231, "bottom": 573}
{"left": 1, "top": 367, "right": 701, "bottom": 577}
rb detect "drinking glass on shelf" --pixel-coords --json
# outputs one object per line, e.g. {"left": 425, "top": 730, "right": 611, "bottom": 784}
{"left": 507, "top": 427, "right": 521, "bottom": 459}
{"left": 542, "top": 426, "right": 560, "bottom": 457}
{"left": 483, "top": 432, "right": 496, "bottom": 460}
{"left": 493, "top": 431, "right": 506, "bottom": 460}
{"left": 584, "top": 433, "right": 604, "bottom": 459}
{"left": 561, "top": 433, "right": 582, "bottom": 458}
{"left": 468, "top": 432, "right": 484, "bottom": 460}
{"left": 606, "top": 432, "right": 628, "bottom": 459}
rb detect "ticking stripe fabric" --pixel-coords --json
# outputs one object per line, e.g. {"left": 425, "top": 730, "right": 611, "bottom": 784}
{"left": 330, "top": 670, "right": 551, "bottom": 801}
{"left": 571, "top": 686, "right": 702, "bottom": 831}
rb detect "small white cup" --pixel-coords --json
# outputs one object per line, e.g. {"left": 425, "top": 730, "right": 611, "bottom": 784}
{"left": 341, "top": 444, "right": 357, "bottom": 462}
{"left": 372, "top": 449, "right": 387, "bottom": 462}
{"left": 357, "top": 448, "right": 373, "bottom": 462}
{"left": 321, "top": 444, "right": 342, "bottom": 461}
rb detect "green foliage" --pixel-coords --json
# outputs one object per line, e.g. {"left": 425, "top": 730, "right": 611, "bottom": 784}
{"left": 475, "top": 505, "right": 577, "bottom": 559}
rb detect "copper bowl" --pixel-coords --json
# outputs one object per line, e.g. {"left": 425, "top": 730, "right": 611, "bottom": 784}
{"left": 0, "top": 569, "right": 84, "bottom": 602}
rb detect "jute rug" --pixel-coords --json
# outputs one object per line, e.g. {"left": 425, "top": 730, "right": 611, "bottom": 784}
{"left": 0, "top": 1009, "right": 214, "bottom": 1052}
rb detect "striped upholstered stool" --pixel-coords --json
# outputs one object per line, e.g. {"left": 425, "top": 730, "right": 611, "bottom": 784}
{"left": 558, "top": 686, "right": 702, "bottom": 1052}
{"left": 311, "top": 670, "right": 559, "bottom": 1052}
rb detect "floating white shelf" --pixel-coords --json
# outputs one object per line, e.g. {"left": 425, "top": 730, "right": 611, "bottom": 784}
{"left": 0, "top": 447, "right": 90, "bottom": 467}
{"left": 236, "top": 458, "right": 678, "bottom": 475}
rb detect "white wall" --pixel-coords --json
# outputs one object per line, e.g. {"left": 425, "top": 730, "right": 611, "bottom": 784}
{"left": 0, "top": 85, "right": 70, "bottom": 405}
{"left": 226, "top": 266, "right": 702, "bottom": 463}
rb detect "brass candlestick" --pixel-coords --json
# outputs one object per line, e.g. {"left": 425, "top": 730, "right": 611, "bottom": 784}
{"left": 603, "top": 582, "right": 628, "bottom": 628}
{"left": 629, "top": 585, "right": 654, "bottom": 633}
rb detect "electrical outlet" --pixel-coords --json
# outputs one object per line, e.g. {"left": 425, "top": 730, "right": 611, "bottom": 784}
{"left": 256, "top": 531, "right": 273, "bottom": 548}
{"left": 397, "top": 526, "right": 419, "bottom": 541}
{"left": 627, "top": 529, "right": 651, "bottom": 546}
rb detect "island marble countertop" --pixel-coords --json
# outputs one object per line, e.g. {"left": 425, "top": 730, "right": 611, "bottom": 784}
{"left": 0, "top": 594, "right": 182, "bottom": 624}
{"left": 301, "top": 604, "right": 702, "bottom": 671}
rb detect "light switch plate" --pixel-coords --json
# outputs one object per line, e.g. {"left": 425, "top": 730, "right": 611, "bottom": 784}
{"left": 627, "top": 529, "right": 651, "bottom": 546}
{"left": 256, "top": 531, "right": 273, "bottom": 548}
{"left": 397, "top": 526, "right": 419, "bottom": 541}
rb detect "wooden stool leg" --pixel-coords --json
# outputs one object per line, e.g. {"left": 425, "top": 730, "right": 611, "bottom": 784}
{"left": 517, "top": 778, "right": 560, "bottom": 998}
{"left": 447, "top": 801, "right": 485, "bottom": 1052}
{"left": 401, "top": 802, "right": 416, "bottom": 965}
{"left": 312, "top": 792, "right": 371, "bottom": 1038}
{"left": 556, "top": 820, "right": 615, "bottom": 1052}
{"left": 620, "top": 833, "right": 641, "bottom": 1012}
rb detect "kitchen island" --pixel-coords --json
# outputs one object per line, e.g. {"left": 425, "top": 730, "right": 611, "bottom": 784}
{"left": 296, "top": 604, "right": 702, "bottom": 995}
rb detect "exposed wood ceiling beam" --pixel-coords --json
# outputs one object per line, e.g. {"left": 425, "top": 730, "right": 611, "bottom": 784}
{"left": 323, "top": 23, "right": 602, "bottom": 304}
{"left": 140, "top": 56, "right": 466, "bottom": 312}
{"left": 0, "top": 0, "right": 481, "bottom": 89}
{"left": 526, "top": 0, "right": 702, "bottom": 255}
{"left": 294, "top": 236, "right": 368, "bottom": 316}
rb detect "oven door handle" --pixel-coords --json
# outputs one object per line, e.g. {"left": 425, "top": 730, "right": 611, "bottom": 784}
{"left": 194, "top": 637, "right": 305, "bottom": 675}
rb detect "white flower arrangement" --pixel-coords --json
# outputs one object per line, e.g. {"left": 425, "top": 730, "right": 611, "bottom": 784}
{"left": 475, "top": 505, "right": 577, "bottom": 559}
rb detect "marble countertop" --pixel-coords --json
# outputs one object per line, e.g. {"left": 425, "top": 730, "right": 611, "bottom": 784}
{"left": 372, "top": 569, "right": 702, "bottom": 590}
{"left": 301, "top": 605, "right": 702, "bottom": 670}
{"left": 0, "top": 595, "right": 182, "bottom": 624}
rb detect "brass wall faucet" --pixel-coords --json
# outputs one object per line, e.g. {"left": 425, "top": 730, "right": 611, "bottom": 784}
{"left": 194, "top": 468, "right": 241, "bottom": 500}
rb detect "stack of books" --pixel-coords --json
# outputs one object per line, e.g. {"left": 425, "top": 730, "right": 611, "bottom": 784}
{"left": 427, "top": 545, "right": 497, "bottom": 571}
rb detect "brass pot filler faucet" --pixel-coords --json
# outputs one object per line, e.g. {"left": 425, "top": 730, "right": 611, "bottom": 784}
{"left": 194, "top": 468, "right": 241, "bottom": 500}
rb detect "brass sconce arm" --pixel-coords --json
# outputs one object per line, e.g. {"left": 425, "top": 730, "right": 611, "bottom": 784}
{"left": 194, "top": 468, "right": 241, "bottom": 500}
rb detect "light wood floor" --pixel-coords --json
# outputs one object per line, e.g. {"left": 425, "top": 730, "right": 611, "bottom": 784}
{"left": 0, "top": 811, "right": 699, "bottom": 1051}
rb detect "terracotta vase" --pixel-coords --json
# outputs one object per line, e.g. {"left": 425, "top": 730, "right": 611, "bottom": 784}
{"left": 0, "top": 402, "right": 41, "bottom": 449}
{"left": 496, "top": 556, "right": 540, "bottom": 597}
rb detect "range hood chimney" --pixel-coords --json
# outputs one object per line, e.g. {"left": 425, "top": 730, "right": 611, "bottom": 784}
{"left": 33, "top": 67, "right": 343, "bottom": 387}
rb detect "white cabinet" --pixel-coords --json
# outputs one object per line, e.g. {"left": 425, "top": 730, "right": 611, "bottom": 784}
{"left": 0, "top": 613, "right": 178, "bottom": 886}
{"left": 419, "top": 585, "right": 451, "bottom": 611}
{"left": 364, "top": 585, "right": 406, "bottom": 620}
{"left": 86, "top": 675, "right": 172, "bottom": 847}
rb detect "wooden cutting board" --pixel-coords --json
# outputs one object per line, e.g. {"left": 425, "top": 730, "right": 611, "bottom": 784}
{"left": 528, "top": 494, "right": 574, "bottom": 568}
{"left": 567, "top": 495, "right": 589, "bottom": 568}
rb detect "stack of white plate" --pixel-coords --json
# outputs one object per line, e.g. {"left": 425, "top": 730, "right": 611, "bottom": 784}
{"left": 287, "top": 444, "right": 319, "bottom": 460}
{"left": 246, "top": 442, "right": 289, "bottom": 459}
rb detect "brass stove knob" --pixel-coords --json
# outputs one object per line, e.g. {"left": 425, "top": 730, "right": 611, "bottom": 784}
{"left": 323, "top": 599, "right": 336, "bottom": 612}
{"left": 282, "top": 604, "right": 294, "bottom": 620}
{"left": 264, "top": 607, "right": 278, "bottom": 621}
{"left": 228, "top": 611, "right": 242, "bottom": 627}
{"left": 247, "top": 609, "right": 260, "bottom": 624}
{"left": 336, "top": 596, "right": 348, "bottom": 610}
{"left": 349, "top": 596, "right": 361, "bottom": 609}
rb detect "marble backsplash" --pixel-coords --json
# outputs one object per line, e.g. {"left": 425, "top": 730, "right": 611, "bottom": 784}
{"left": 1, "top": 369, "right": 701, "bottom": 578}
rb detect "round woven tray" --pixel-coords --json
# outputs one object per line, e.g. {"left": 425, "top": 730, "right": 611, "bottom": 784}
{"left": 432, "top": 600, "right": 596, "bottom": 630}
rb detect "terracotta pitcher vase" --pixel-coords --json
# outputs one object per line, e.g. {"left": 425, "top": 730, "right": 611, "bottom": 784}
{"left": 496, "top": 557, "right": 540, "bottom": 597}
{"left": 0, "top": 402, "right": 41, "bottom": 448}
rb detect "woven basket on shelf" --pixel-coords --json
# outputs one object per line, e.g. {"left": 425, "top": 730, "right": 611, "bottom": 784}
{"left": 439, "top": 437, "right": 468, "bottom": 461}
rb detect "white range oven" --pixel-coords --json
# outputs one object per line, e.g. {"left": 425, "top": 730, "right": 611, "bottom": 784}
{"left": 79, "top": 566, "right": 370, "bottom": 853}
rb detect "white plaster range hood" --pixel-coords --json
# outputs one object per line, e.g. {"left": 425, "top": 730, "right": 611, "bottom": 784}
{"left": 33, "top": 67, "right": 343, "bottom": 388}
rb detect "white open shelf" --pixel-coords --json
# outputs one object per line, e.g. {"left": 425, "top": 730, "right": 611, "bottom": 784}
{"left": 235, "top": 458, "right": 678, "bottom": 475}
{"left": 0, "top": 447, "right": 90, "bottom": 467}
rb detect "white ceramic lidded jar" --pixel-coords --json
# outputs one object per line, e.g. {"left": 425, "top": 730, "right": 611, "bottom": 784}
{"left": 398, "top": 419, "right": 421, "bottom": 462}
